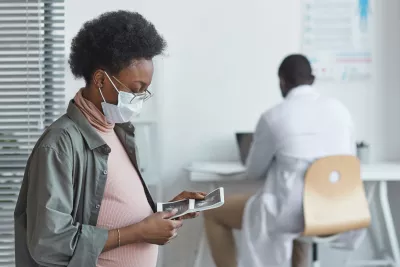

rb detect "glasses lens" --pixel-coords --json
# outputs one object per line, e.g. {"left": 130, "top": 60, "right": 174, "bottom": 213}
{"left": 129, "top": 91, "right": 151, "bottom": 103}
{"left": 143, "top": 90, "right": 152, "bottom": 102}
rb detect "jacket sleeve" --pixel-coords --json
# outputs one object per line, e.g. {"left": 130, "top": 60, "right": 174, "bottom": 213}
{"left": 245, "top": 115, "right": 277, "bottom": 180}
{"left": 26, "top": 145, "right": 108, "bottom": 267}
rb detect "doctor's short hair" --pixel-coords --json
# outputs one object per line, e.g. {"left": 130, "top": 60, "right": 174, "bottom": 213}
{"left": 69, "top": 10, "right": 166, "bottom": 84}
{"left": 278, "top": 54, "right": 314, "bottom": 86}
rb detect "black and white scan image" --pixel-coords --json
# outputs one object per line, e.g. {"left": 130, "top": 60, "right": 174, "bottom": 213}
{"left": 160, "top": 199, "right": 190, "bottom": 217}
{"left": 194, "top": 189, "right": 222, "bottom": 210}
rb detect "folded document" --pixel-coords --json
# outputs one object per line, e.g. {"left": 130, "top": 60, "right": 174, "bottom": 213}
{"left": 185, "top": 162, "right": 246, "bottom": 175}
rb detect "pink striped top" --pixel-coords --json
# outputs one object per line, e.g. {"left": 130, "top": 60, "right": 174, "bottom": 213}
{"left": 95, "top": 129, "right": 158, "bottom": 267}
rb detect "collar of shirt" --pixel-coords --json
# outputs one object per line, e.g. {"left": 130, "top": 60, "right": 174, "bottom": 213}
{"left": 66, "top": 100, "right": 136, "bottom": 150}
{"left": 285, "top": 85, "right": 319, "bottom": 100}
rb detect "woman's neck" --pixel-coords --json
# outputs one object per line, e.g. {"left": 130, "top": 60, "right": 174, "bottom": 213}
{"left": 74, "top": 88, "right": 114, "bottom": 132}
{"left": 81, "top": 87, "right": 103, "bottom": 114}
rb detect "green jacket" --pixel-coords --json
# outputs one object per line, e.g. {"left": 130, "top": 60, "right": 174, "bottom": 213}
{"left": 14, "top": 101, "right": 156, "bottom": 267}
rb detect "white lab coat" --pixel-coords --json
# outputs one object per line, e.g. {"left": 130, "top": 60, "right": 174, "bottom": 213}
{"left": 238, "top": 85, "right": 366, "bottom": 267}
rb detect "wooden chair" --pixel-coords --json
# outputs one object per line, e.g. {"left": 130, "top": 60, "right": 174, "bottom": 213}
{"left": 298, "top": 155, "right": 371, "bottom": 267}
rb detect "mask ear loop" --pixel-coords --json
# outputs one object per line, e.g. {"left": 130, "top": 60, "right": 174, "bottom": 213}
{"left": 98, "top": 85, "right": 107, "bottom": 103}
{"left": 103, "top": 71, "right": 120, "bottom": 93}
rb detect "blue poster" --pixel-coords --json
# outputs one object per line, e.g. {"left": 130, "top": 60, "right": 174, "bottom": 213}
{"left": 301, "top": 0, "right": 373, "bottom": 81}
{"left": 359, "top": 0, "right": 370, "bottom": 32}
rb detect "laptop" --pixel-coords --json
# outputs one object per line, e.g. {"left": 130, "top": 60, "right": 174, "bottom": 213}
{"left": 235, "top": 132, "right": 253, "bottom": 165}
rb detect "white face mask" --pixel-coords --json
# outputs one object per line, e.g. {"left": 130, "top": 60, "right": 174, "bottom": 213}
{"left": 99, "top": 72, "right": 144, "bottom": 124}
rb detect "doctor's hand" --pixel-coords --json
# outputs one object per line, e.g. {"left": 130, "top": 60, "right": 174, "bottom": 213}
{"left": 136, "top": 209, "right": 183, "bottom": 245}
{"left": 169, "top": 191, "right": 207, "bottom": 220}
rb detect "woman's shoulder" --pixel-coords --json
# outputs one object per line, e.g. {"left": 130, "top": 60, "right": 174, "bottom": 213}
{"left": 34, "top": 114, "right": 84, "bottom": 157}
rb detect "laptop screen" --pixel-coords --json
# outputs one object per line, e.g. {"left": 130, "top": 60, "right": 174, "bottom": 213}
{"left": 235, "top": 133, "right": 253, "bottom": 165}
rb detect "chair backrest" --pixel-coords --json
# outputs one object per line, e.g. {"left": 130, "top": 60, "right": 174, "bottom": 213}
{"left": 302, "top": 155, "right": 371, "bottom": 236}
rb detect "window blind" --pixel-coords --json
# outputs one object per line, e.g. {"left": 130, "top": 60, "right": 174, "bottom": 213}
{"left": 0, "top": 1, "right": 65, "bottom": 266}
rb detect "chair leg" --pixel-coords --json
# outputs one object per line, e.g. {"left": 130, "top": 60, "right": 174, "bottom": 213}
{"left": 312, "top": 243, "right": 320, "bottom": 267}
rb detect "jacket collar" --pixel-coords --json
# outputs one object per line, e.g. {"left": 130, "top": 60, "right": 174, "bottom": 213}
{"left": 66, "top": 100, "right": 135, "bottom": 150}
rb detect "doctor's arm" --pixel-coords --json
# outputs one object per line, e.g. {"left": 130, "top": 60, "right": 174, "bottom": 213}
{"left": 245, "top": 116, "right": 277, "bottom": 180}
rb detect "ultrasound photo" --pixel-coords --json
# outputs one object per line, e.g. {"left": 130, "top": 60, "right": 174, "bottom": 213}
{"left": 159, "top": 199, "right": 190, "bottom": 217}
{"left": 194, "top": 189, "right": 222, "bottom": 209}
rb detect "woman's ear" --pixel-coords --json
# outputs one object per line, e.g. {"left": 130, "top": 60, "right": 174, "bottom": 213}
{"left": 93, "top": 69, "right": 105, "bottom": 88}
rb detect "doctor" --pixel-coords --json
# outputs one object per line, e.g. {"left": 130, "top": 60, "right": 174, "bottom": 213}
{"left": 204, "top": 54, "right": 363, "bottom": 267}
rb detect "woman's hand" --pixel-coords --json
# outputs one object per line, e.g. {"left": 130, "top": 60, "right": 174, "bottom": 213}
{"left": 169, "top": 191, "right": 207, "bottom": 220}
{"left": 134, "top": 209, "right": 183, "bottom": 245}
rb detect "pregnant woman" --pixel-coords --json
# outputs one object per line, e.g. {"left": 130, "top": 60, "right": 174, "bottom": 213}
{"left": 14, "top": 10, "right": 205, "bottom": 267}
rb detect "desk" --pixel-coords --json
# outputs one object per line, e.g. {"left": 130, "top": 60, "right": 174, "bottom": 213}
{"left": 187, "top": 162, "right": 400, "bottom": 267}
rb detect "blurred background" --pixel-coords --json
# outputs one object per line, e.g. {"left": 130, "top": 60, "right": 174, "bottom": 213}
{"left": 0, "top": 0, "right": 399, "bottom": 266}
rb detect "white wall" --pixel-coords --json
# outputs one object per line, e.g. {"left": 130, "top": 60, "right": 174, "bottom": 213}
{"left": 377, "top": 0, "right": 400, "bottom": 247}
{"left": 65, "top": 1, "right": 400, "bottom": 266}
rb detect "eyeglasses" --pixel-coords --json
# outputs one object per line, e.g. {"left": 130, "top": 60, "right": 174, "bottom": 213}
{"left": 112, "top": 76, "right": 153, "bottom": 102}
